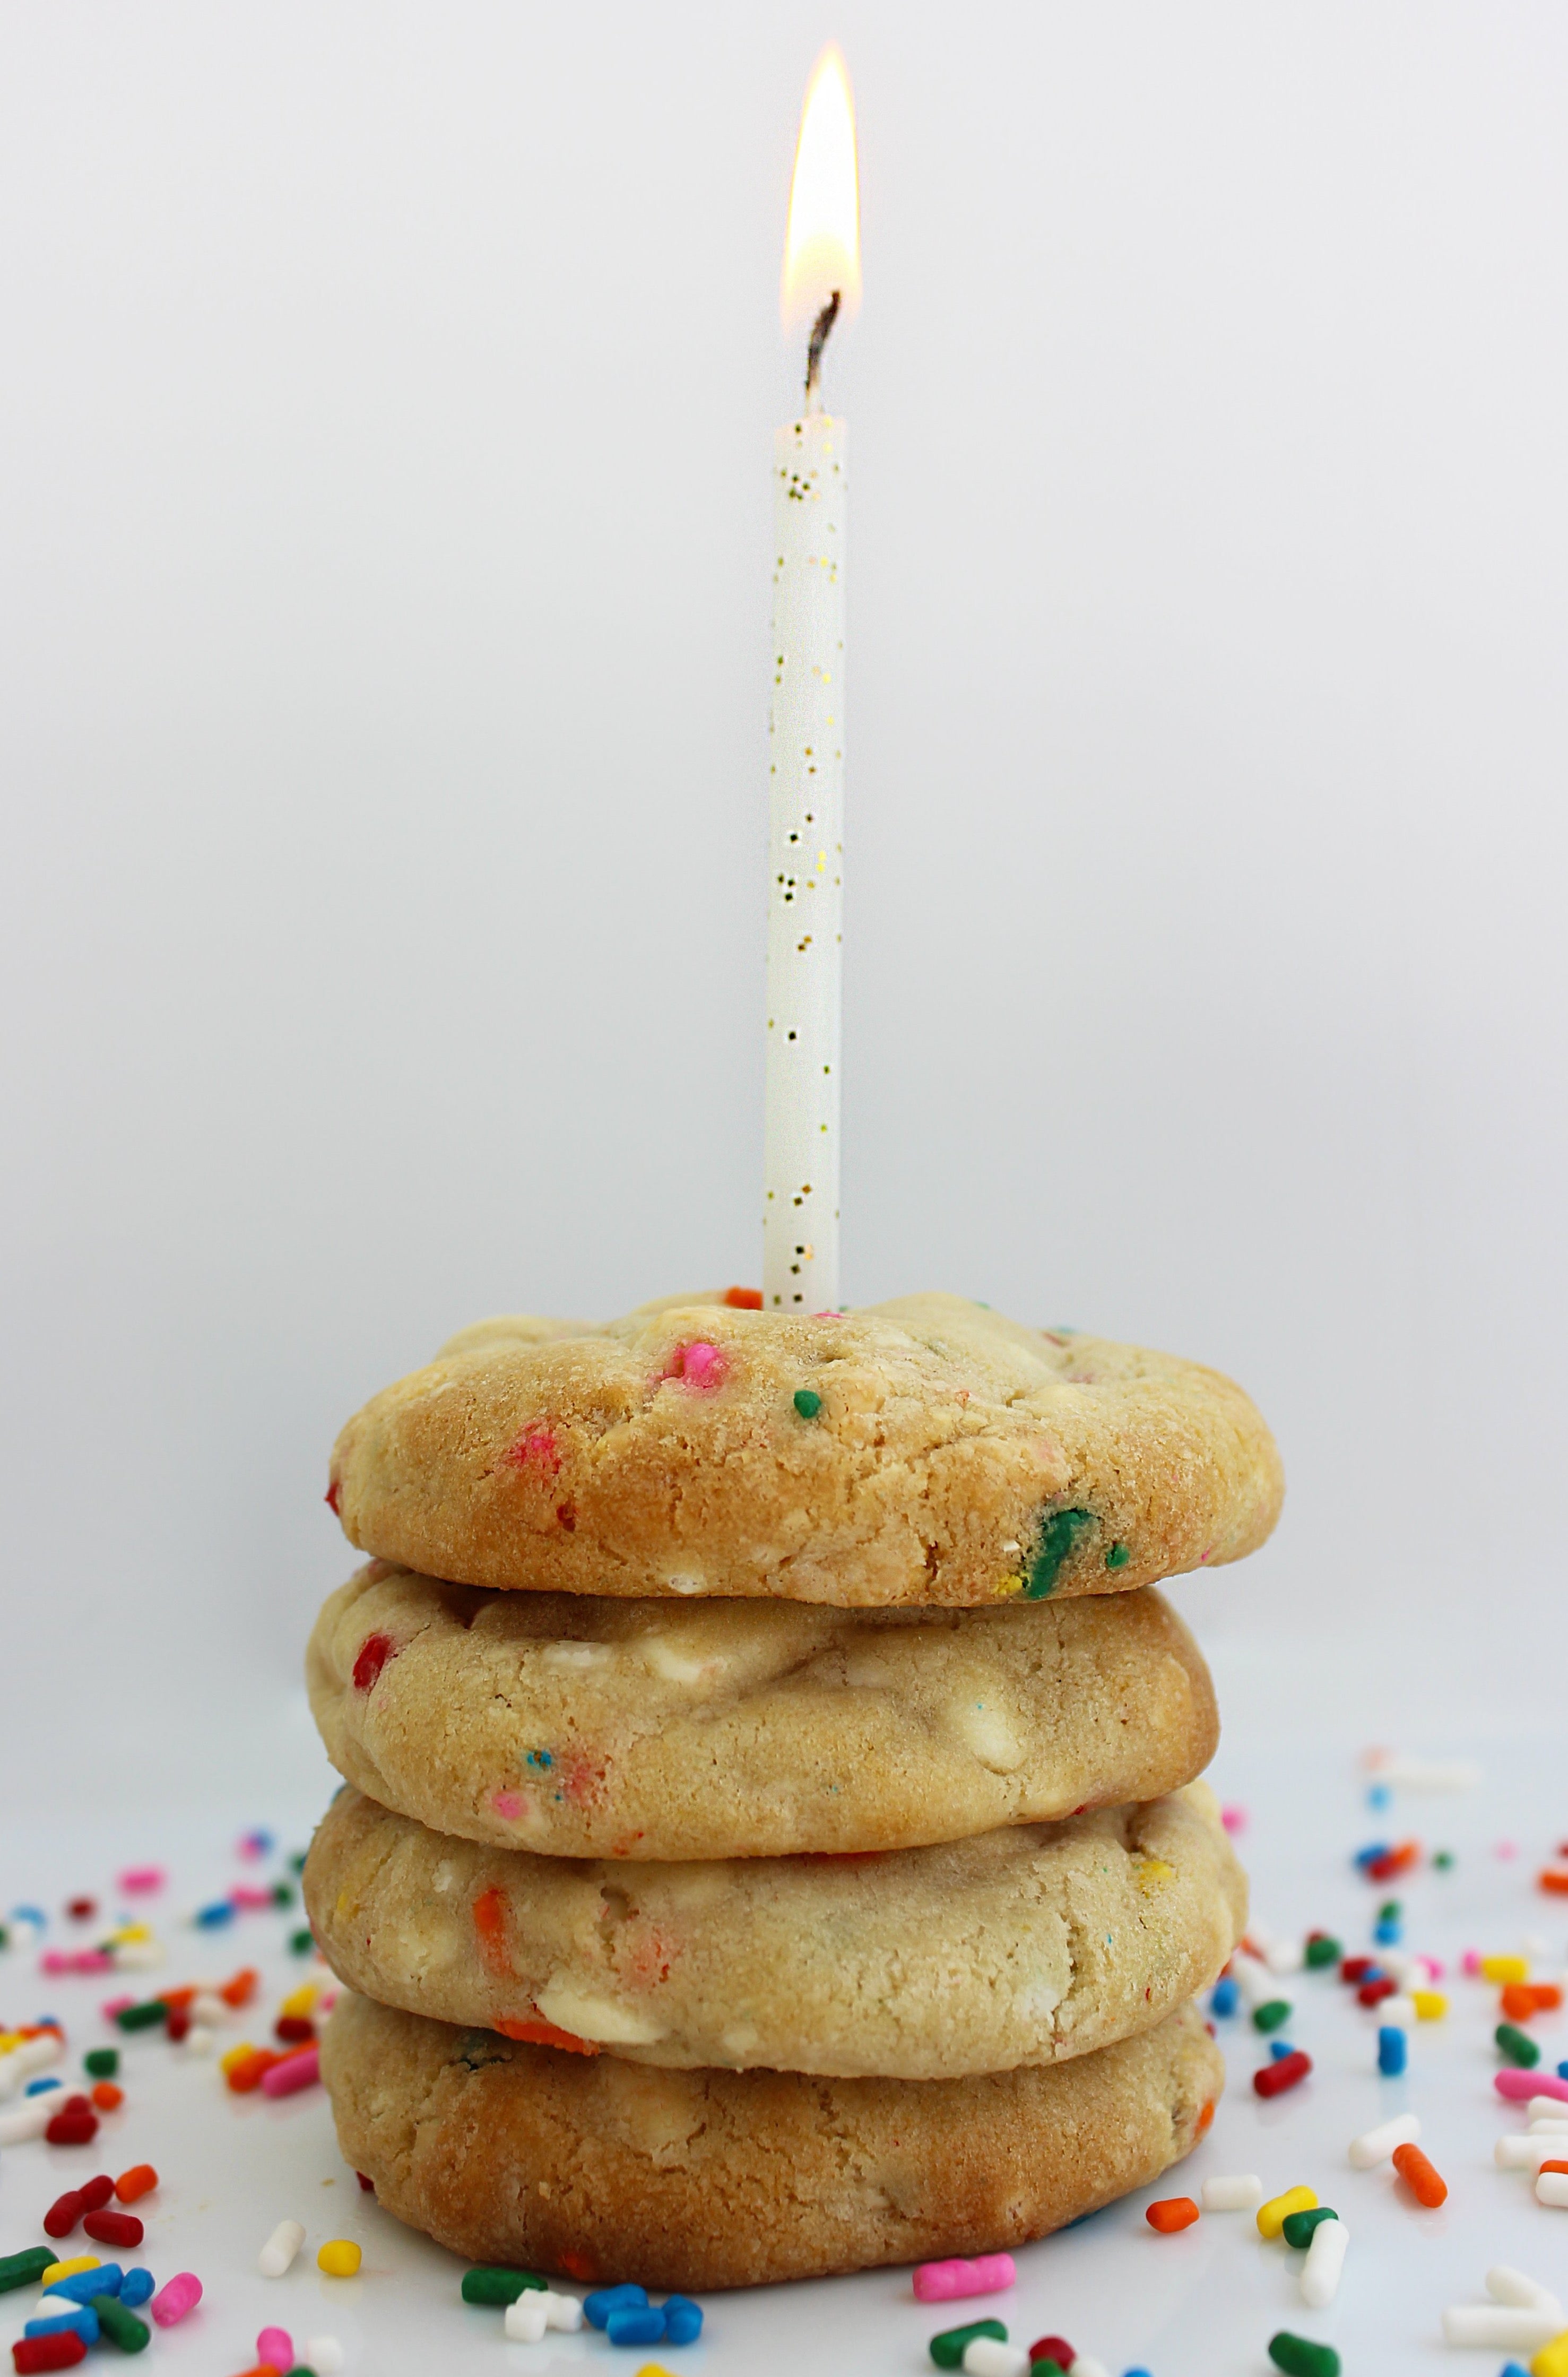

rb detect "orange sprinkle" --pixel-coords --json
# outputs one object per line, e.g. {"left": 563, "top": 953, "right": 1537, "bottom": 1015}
{"left": 472, "top": 1887, "right": 514, "bottom": 1982}
{"left": 114, "top": 2164, "right": 157, "bottom": 2204}
{"left": 1503, "top": 1983, "right": 1541, "bottom": 2021}
{"left": 722, "top": 1286, "right": 763, "bottom": 1309}
{"left": 219, "top": 1967, "right": 259, "bottom": 2008}
{"left": 1392, "top": 2142, "right": 1448, "bottom": 2206}
{"left": 1146, "top": 2197, "right": 1200, "bottom": 2233}
{"left": 224, "top": 2047, "right": 282, "bottom": 2094}
{"left": 1539, "top": 1871, "right": 1568, "bottom": 1896}
{"left": 90, "top": 2082, "right": 124, "bottom": 2112}
{"left": 1538, "top": 2159, "right": 1568, "bottom": 2176}
{"left": 495, "top": 2013, "right": 600, "bottom": 2056}
{"left": 1535, "top": 1984, "right": 1565, "bottom": 2011}
{"left": 1195, "top": 2097, "right": 1216, "bottom": 2137}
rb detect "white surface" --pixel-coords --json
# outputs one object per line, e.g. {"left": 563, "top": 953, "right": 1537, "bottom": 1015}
{"left": 6, "top": 1683, "right": 1568, "bottom": 2376}
{"left": 2, "top": 2, "right": 1568, "bottom": 1815}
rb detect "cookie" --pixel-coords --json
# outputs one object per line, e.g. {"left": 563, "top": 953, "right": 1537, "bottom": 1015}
{"left": 320, "top": 1991, "right": 1223, "bottom": 2291}
{"left": 306, "top": 1566, "right": 1218, "bottom": 1859}
{"left": 305, "top": 1783, "right": 1244, "bottom": 2079}
{"left": 327, "top": 1291, "right": 1282, "bottom": 1607}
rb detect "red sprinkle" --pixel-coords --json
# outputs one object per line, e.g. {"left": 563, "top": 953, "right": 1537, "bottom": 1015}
{"left": 83, "top": 2209, "right": 143, "bottom": 2248}
{"left": 65, "top": 1898, "right": 96, "bottom": 1922}
{"left": 1358, "top": 1976, "right": 1399, "bottom": 2007}
{"left": 504, "top": 1427, "right": 561, "bottom": 1475}
{"left": 13, "top": 2337, "right": 89, "bottom": 2372}
{"left": 275, "top": 2015, "right": 315, "bottom": 2044}
{"left": 1029, "top": 2339, "right": 1077, "bottom": 2371}
{"left": 1254, "top": 2049, "right": 1312, "bottom": 2098}
{"left": 44, "top": 2109, "right": 98, "bottom": 2146}
{"left": 356, "top": 2170, "right": 376, "bottom": 2192}
{"left": 1340, "top": 1956, "right": 1378, "bottom": 1982}
{"left": 43, "top": 2190, "right": 84, "bottom": 2238}
{"left": 325, "top": 1477, "right": 342, "bottom": 1514}
{"left": 351, "top": 1632, "right": 396, "bottom": 1693}
{"left": 79, "top": 2177, "right": 115, "bottom": 2211}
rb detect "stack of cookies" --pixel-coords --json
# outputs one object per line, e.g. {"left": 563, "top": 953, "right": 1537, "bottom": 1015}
{"left": 303, "top": 1292, "right": 1281, "bottom": 2292}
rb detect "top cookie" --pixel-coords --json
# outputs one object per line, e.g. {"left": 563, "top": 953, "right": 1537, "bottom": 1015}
{"left": 329, "top": 1291, "right": 1283, "bottom": 1609}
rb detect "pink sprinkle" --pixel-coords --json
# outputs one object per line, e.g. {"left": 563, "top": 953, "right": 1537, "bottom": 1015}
{"left": 1220, "top": 1804, "right": 1248, "bottom": 1834}
{"left": 1420, "top": 1955, "right": 1446, "bottom": 1981}
{"left": 261, "top": 2044, "right": 320, "bottom": 2097}
{"left": 1497, "top": 2068, "right": 1568, "bottom": 2103}
{"left": 257, "top": 2328, "right": 293, "bottom": 2369}
{"left": 1462, "top": 1950, "right": 1482, "bottom": 1975}
{"left": 491, "top": 1791, "right": 523, "bottom": 1821}
{"left": 100, "top": 1994, "right": 135, "bottom": 2020}
{"left": 230, "top": 1885, "right": 274, "bottom": 1910}
{"left": 117, "top": 1866, "right": 165, "bottom": 1895}
{"left": 1497, "top": 1841, "right": 1519, "bottom": 1861}
{"left": 149, "top": 2273, "right": 202, "bottom": 2328}
{"left": 505, "top": 1426, "right": 561, "bottom": 1475}
{"left": 913, "top": 2253, "right": 1016, "bottom": 2302}
{"left": 42, "top": 1949, "right": 112, "bottom": 1975}
{"left": 665, "top": 1339, "right": 726, "bottom": 1389}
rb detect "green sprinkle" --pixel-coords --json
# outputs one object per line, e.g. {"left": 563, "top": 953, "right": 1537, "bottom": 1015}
{"left": 0, "top": 1924, "right": 8, "bottom": 1950}
{"left": 1104, "top": 1541, "right": 1130, "bottom": 1569}
{"left": 1434, "top": 1849, "right": 1455, "bottom": 1869}
{"left": 792, "top": 1388, "right": 823, "bottom": 1419}
{"left": 461, "top": 2267, "right": 549, "bottom": 2305}
{"left": 1032, "top": 2363, "right": 1068, "bottom": 2377}
{"left": 91, "top": 2294, "right": 151, "bottom": 2353}
{"left": 289, "top": 1850, "right": 307, "bottom": 1873}
{"left": 1304, "top": 1934, "right": 1341, "bottom": 1968}
{"left": 272, "top": 1880, "right": 296, "bottom": 1907}
{"left": 114, "top": 1998, "right": 168, "bottom": 2032}
{"left": 1497, "top": 2022, "right": 1541, "bottom": 2068}
{"left": 1378, "top": 1899, "right": 1401, "bottom": 1921}
{"left": 0, "top": 2247, "right": 56, "bottom": 2293}
{"left": 1269, "top": 2334, "right": 1340, "bottom": 2377}
{"left": 289, "top": 1927, "right": 315, "bottom": 1956}
{"left": 1253, "top": 1998, "right": 1293, "bottom": 2033}
{"left": 1023, "top": 1507, "right": 1096, "bottom": 1598}
{"left": 931, "top": 2321, "right": 1007, "bottom": 2369}
{"left": 84, "top": 2046, "right": 119, "bottom": 2079}
{"left": 1281, "top": 2206, "right": 1339, "bottom": 2249}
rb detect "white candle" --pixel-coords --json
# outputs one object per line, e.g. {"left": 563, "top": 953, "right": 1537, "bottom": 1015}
{"left": 764, "top": 46, "right": 860, "bottom": 1314}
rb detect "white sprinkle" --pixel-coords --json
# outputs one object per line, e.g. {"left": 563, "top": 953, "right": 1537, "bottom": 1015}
{"left": 1442, "top": 2307, "right": 1566, "bottom": 2348}
{"left": 1536, "top": 2172, "right": 1568, "bottom": 2209}
{"left": 505, "top": 2295, "right": 550, "bottom": 2343}
{"left": 1231, "top": 1951, "right": 1274, "bottom": 2009}
{"left": 1495, "top": 2136, "right": 1568, "bottom": 2171}
{"left": 0, "top": 2096, "right": 59, "bottom": 2145}
{"left": 189, "top": 1992, "right": 228, "bottom": 2026}
{"left": 1528, "top": 2118, "right": 1568, "bottom": 2135}
{"left": 1069, "top": 2359, "right": 1111, "bottom": 2377}
{"left": 111, "top": 1940, "right": 164, "bottom": 1970}
{"left": 1529, "top": 2097, "right": 1568, "bottom": 2124}
{"left": 304, "top": 2343, "right": 344, "bottom": 2376}
{"left": 1266, "top": 1939, "right": 1306, "bottom": 1975}
{"left": 258, "top": 2218, "right": 306, "bottom": 2277}
{"left": 963, "top": 2343, "right": 1030, "bottom": 2377}
{"left": 0, "top": 2035, "right": 62, "bottom": 2100}
{"left": 184, "top": 2025, "right": 216, "bottom": 2056}
{"left": 543, "top": 2294, "right": 585, "bottom": 2331}
{"left": 1375, "top": 1755, "right": 1481, "bottom": 1790}
{"left": 1486, "top": 2269, "right": 1563, "bottom": 2317}
{"left": 1349, "top": 2112, "right": 1421, "bottom": 2167}
{"left": 1302, "top": 2216, "right": 1348, "bottom": 2309}
{"left": 1201, "top": 2173, "right": 1264, "bottom": 2211}
{"left": 1379, "top": 1993, "right": 1418, "bottom": 2028}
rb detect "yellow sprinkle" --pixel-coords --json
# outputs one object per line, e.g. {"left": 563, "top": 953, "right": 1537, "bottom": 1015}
{"left": 1483, "top": 1956, "right": 1530, "bottom": 1984}
{"left": 1257, "top": 2184, "right": 1317, "bottom": 2240}
{"left": 636, "top": 2367, "right": 679, "bottom": 2377}
{"left": 317, "top": 2238, "right": 362, "bottom": 2277}
{"left": 219, "top": 2041, "right": 257, "bottom": 2076}
{"left": 281, "top": 1982, "right": 322, "bottom": 2020}
{"left": 1136, "top": 1859, "right": 1176, "bottom": 1894}
{"left": 994, "top": 1574, "right": 1025, "bottom": 1598}
{"left": 1412, "top": 1990, "right": 1448, "bottom": 2019}
{"left": 41, "top": 2256, "right": 101, "bottom": 2286}
{"left": 1529, "top": 2335, "right": 1568, "bottom": 2377}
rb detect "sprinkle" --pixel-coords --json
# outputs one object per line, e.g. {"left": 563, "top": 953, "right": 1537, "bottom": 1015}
{"left": 792, "top": 1388, "right": 823, "bottom": 1418}
{"left": 1254, "top": 2049, "right": 1312, "bottom": 2097}
{"left": 80, "top": 2212, "right": 140, "bottom": 2250}
{"left": 1028, "top": 2337, "right": 1076, "bottom": 2373}
{"left": 261, "top": 2045, "right": 319, "bottom": 2097}
{"left": 350, "top": 1633, "right": 396, "bottom": 1693}
{"left": 37, "top": 2261, "right": 99, "bottom": 2290}
{"left": 913, "top": 2257, "right": 1016, "bottom": 2303}
{"left": 148, "top": 2275, "right": 201, "bottom": 2327}
{"left": 1220, "top": 1805, "right": 1248, "bottom": 1833}
{"left": 258, "top": 2220, "right": 306, "bottom": 2277}
{"left": 1210, "top": 1977, "right": 1240, "bottom": 2017}
{"left": 1378, "top": 2025, "right": 1408, "bottom": 2075}
{"left": 316, "top": 2239, "right": 361, "bottom": 2277}
{"left": 1201, "top": 2174, "right": 1262, "bottom": 2210}
{"left": 462, "top": 2268, "right": 548, "bottom": 2305}
{"left": 257, "top": 2328, "right": 293, "bottom": 2370}
{"left": 1268, "top": 2336, "right": 1340, "bottom": 2377}
{"left": 928, "top": 2322, "right": 1008, "bottom": 2370}
{"left": 303, "top": 2346, "right": 345, "bottom": 2376}
{"left": 0, "top": 2250, "right": 58, "bottom": 2294}
{"left": 1483, "top": 1955, "right": 1531, "bottom": 1983}
{"left": 1280, "top": 2208, "right": 1337, "bottom": 2249}
{"left": 958, "top": 2343, "right": 1028, "bottom": 2377}
{"left": 89, "top": 2294, "right": 148, "bottom": 2354}
{"left": 1443, "top": 2310, "right": 1567, "bottom": 2348}
{"left": 1488, "top": 2272, "right": 1565, "bottom": 2314}
{"left": 12, "top": 2338, "right": 90, "bottom": 2372}
{"left": 1258, "top": 2186, "right": 1317, "bottom": 2240}
{"left": 1536, "top": 2173, "right": 1568, "bottom": 2208}
{"left": 1023, "top": 1508, "right": 1096, "bottom": 1598}
{"left": 1254, "top": 1999, "right": 1292, "bottom": 2033}
{"left": 1349, "top": 2111, "right": 1420, "bottom": 2167}
{"left": 1500, "top": 2024, "right": 1543, "bottom": 2068}
{"left": 1500, "top": 2070, "right": 1568, "bottom": 2103}
{"left": 1301, "top": 2217, "right": 1349, "bottom": 2307}
{"left": 112, "top": 2166, "right": 156, "bottom": 2205}
{"left": 1392, "top": 2142, "right": 1448, "bottom": 2205}
{"left": 1146, "top": 2197, "right": 1199, "bottom": 2233}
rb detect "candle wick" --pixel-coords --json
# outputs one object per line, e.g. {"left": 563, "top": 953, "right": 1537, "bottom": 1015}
{"left": 804, "top": 291, "right": 841, "bottom": 411}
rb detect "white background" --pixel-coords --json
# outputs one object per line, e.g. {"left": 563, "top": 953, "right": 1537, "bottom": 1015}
{"left": 3, "top": 0, "right": 1567, "bottom": 1812}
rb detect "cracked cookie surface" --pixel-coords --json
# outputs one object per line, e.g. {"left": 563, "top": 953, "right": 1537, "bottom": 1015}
{"left": 305, "top": 1783, "right": 1244, "bottom": 2079}
{"left": 320, "top": 1990, "right": 1224, "bottom": 2289}
{"left": 327, "top": 1291, "right": 1283, "bottom": 1607}
{"left": 306, "top": 1566, "right": 1219, "bottom": 1859}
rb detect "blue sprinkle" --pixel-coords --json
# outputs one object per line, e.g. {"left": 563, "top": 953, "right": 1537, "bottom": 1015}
{"left": 118, "top": 2270, "right": 155, "bottom": 2309}
{"left": 1124, "top": 2367, "right": 1155, "bottom": 2377}
{"left": 25, "top": 2307, "right": 99, "bottom": 2345}
{"left": 1502, "top": 2363, "right": 1531, "bottom": 2377}
{"left": 1269, "top": 2039, "right": 1296, "bottom": 2060}
{"left": 525, "top": 1750, "right": 554, "bottom": 1769}
{"left": 1366, "top": 1782, "right": 1392, "bottom": 1809}
{"left": 585, "top": 2285, "right": 648, "bottom": 2330}
{"left": 24, "top": 2075, "right": 63, "bottom": 2095}
{"left": 44, "top": 2265, "right": 123, "bottom": 2305}
{"left": 1210, "top": 1976, "right": 1240, "bottom": 2018}
{"left": 194, "top": 1900, "right": 236, "bottom": 1927}
{"left": 606, "top": 2304, "right": 665, "bottom": 2346}
{"left": 1378, "top": 2025, "right": 1408, "bottom": 2076}
{"left": 1373, "top": 1916, "right": 1402, "bottom": 1946}
{"left": 10, "top": 1904, "right": 47, "bottom": 1927}
{"left": 1353, "top": 1843, "right": 1392, "bottom": 1869}
{"left": 663, "top": 2296, "right": 704, "bottom": 2345}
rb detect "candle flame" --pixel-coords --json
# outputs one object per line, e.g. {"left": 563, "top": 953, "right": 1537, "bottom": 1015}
{"left": 781, "top": 45, "right": 861, "bottom": 338}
